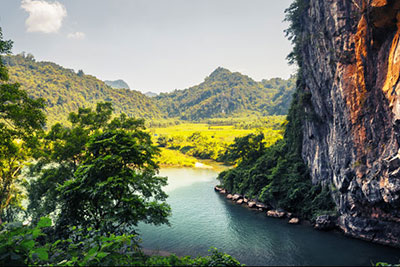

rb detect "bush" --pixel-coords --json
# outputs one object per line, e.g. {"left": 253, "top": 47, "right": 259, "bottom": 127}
{"left": 0, "top": 218, "right": 243, "bottom": 266}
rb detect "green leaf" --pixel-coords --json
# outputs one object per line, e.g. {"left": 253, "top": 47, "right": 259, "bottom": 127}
{"left": 32, "top": 247, "right": 49, "bottom": 261}
{"left": 32, "top": 228, "right": 41, "bottom": 239}
{"left": 97, "top": 252, "right": 109, "bottom": 259}
{"left": 87, "top": 246, "right": 98, "bottom": 256}
{"left": 37, "top": 217, "right": 52, "bottom": 228}
{"left": 21, "top": 240, "right": 35, "bottom": 250}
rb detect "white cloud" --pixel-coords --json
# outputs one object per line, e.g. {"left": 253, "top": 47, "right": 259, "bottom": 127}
{"left": 21, "top": 0, "right": 67, "bottom": 34}
{"left": 68, "top": 31, "right": 85, "bottom": 40}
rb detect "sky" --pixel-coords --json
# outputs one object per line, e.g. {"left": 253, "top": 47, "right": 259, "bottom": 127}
{"left": 0, "top": 0, "right": 294, "bottom": 93}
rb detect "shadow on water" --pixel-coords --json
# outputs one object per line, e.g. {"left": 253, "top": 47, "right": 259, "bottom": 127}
{"left": 138, "top": 168, "right": 400, "bottom": 266}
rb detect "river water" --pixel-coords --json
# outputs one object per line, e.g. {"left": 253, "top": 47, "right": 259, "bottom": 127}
{"left": 138, "top": 167, "right": 400, "bottom": 266}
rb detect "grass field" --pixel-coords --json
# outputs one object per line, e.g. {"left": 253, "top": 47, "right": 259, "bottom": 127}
{"left": 150, "top": 116, "right": 286, "bottom": 167}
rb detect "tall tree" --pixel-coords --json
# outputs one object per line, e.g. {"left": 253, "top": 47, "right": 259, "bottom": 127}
{"left": 0, "top": 27, "right": 46, "bottom": 223}
{"left": 27, "top": 103, "right": 171, "bottom": 234}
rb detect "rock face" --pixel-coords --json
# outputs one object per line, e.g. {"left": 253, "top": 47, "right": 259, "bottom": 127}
{"left": 299, "top": 0, "right": 400, "bottom": 246}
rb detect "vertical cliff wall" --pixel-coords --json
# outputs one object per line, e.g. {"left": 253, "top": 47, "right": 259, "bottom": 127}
{"left": 299, "top": 0, "right": 400, "bottom": 246}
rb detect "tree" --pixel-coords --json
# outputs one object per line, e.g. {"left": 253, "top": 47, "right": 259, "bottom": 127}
{"left": 0, "top": 27, "right": 46, "bottom": 223}
{"left": 27, "top": 103, "right": 171, "bottom": 234}
{"left": 218, "top": 133, "right": 265, "bottom": 165}
{"left": 57, "top": 129, "right": 170, "bottom": 233}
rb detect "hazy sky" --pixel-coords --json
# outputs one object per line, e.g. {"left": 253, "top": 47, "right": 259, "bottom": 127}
{"left": 0, "top": 0, "right": 294, "bottom": 93}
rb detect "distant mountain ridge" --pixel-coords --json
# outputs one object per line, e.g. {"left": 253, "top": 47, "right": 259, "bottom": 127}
{"left": 145, "top": 91, "right": 158, "bottom": 97}
{"left": 104, "top": 79, "right": 130, "bottom": 89}
{"left": 156, "top": 67, "right": 295, "bottom": 120}
{"left": 3, "top": 54, "right": 163, "bottom": 126}
{"left": 3, "top": 55, "right": 295, "bottom": 125}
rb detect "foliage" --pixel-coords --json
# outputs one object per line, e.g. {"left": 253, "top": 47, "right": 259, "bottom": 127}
{"left": 27, "top": 102, "right": 170, "bottom": 234}
{"left": 0, "top": 28, "right": 46, "bottom": 223}
{"left": 218, "top": 84, "right": 336, "bottom": 219}
{"left": 0, "top": 217, "right": 242, "bottom": 266}
{"left": 0, "top": 217, "right": 142, "bottom": 266}
{"left": 218, "top": 133, "right": 265, "bottom": 165}
{"left": 376, "top": 262, "right": 400, "bottom": 267}
{"left": 145, "top": 248, "right": 243, "bottom": 266}
{"left": 157, "top": 67, "right": 296, "bottom": 120}
{"left": 284, "top": 0, "right": 310, "bottom": 66}
{"left": 57, "top": 129, "right": 170, "bottom": 233}
{"left": 0, "top": 217, "right": 51, "bottom": 266}
{"left": 3, "top": 54, "right": 163, "bottom": 127}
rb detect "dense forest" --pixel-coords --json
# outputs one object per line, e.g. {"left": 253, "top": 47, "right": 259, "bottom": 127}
{"left": 4, "top": 55, "right": 295, "bottom": 127}
{"left": 3, "top": 54, "right": 164, "bottom": 126}
{"left": 157, "top": 67, "right": 295, "bottom": 120}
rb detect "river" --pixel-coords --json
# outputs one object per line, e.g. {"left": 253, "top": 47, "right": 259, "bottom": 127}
{"left": 138, "top": 167, "right": 400, "bottom": 266}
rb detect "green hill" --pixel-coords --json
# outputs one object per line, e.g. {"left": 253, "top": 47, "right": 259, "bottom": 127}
{"left": 156, "top": 67, "right": 295, "bottom": 120}
{"left": 3, "top": 54, "right": 163, "bottom": 127}
{"left": 3, "top": 55, "right": 295, "bottom": 126}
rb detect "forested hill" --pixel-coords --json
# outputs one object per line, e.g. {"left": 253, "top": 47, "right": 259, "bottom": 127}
{"left": 3, "top": 55, "right": 295, "bottom": 126}
{"left": 3, "top": 54, "right": 163, "bottom": 126}
{"left": 156, "top": 67, "right": 295, "bottom": 120}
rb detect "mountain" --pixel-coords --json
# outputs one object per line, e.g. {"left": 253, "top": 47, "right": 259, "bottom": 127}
{"left": 104, "top": 79, "right": 130, "bottom": 89}
{"left": 156, "top": 67, "right": 295, "bottom": 120}
{"left": 3, "top": 54, "right": 163, "bottom": 126}
{"left": 3, "top": 55, "right": 295, "bottom": 127}
{"left": 145, "top": 91, "right": 158, "bottom": 97}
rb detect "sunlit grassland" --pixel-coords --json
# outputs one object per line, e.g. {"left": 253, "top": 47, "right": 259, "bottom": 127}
{"left": 149, "top": 116, "right": 286, "bottom": 167}
{"left": 156, "top": 148, "right": 197, "bottom": 167}
{"left": 150, "top": 123, "right": 255, "bottom": 143}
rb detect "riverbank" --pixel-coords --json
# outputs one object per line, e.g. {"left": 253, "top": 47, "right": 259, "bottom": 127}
{"left": 215, "top": 186, "right": 340, "bottom": 230}
{"left": 214, "top": 185, "right": 400, "bottom": 250}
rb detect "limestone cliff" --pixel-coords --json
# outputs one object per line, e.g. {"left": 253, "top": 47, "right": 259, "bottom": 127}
{"left": 298, "top": 0, "right": 400, "bottom": 246}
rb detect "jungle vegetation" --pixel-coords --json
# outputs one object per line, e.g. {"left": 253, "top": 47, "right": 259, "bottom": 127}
{"left": 0, "top": 27, "right": 242, "bottom": 266}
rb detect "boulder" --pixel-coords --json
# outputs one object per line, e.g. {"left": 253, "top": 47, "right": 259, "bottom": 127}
{"left": 226, "top": 194, "right": 233, "bottom": 199}
{"left": 248, "top": 201, "right": 256, "bottom": 208}
{"left": 314, "top": 215, "right": 337, "bottom": 230}
{"left": 267, "top": 210, "right": 286, "bottom": 218}
{"left": 220, "top": 189, "right": 226, "bottom": 194}
{"left": 289, "top": 218, "right": 300, "bottom": 224}
{"left": 256, "top": 203, "right": 266, "bottom": 210}
{"left": 236, "top": 199, "right": 243, "bottom": 205}
{"left": 243, "top": 198, "right": 248, "bottom": 203}
{"left": 232, "top": 194, "right": 242, "bottom": 201}
{"left": 214, "top": 186, "right": 223, "bottom": 192}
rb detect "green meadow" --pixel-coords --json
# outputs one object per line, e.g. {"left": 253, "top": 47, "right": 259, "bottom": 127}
{"left": 150, "top": 116, "right": 286, "bottom": 167}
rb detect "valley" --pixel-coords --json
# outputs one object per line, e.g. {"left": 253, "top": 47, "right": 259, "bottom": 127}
{"left": 1, "top": 0, "right": 400, "bottom": 265}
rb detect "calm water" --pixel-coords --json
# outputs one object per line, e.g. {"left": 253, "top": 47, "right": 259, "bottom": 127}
{"left": 138, "top": 167, "right": 400, "bottom": 266}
